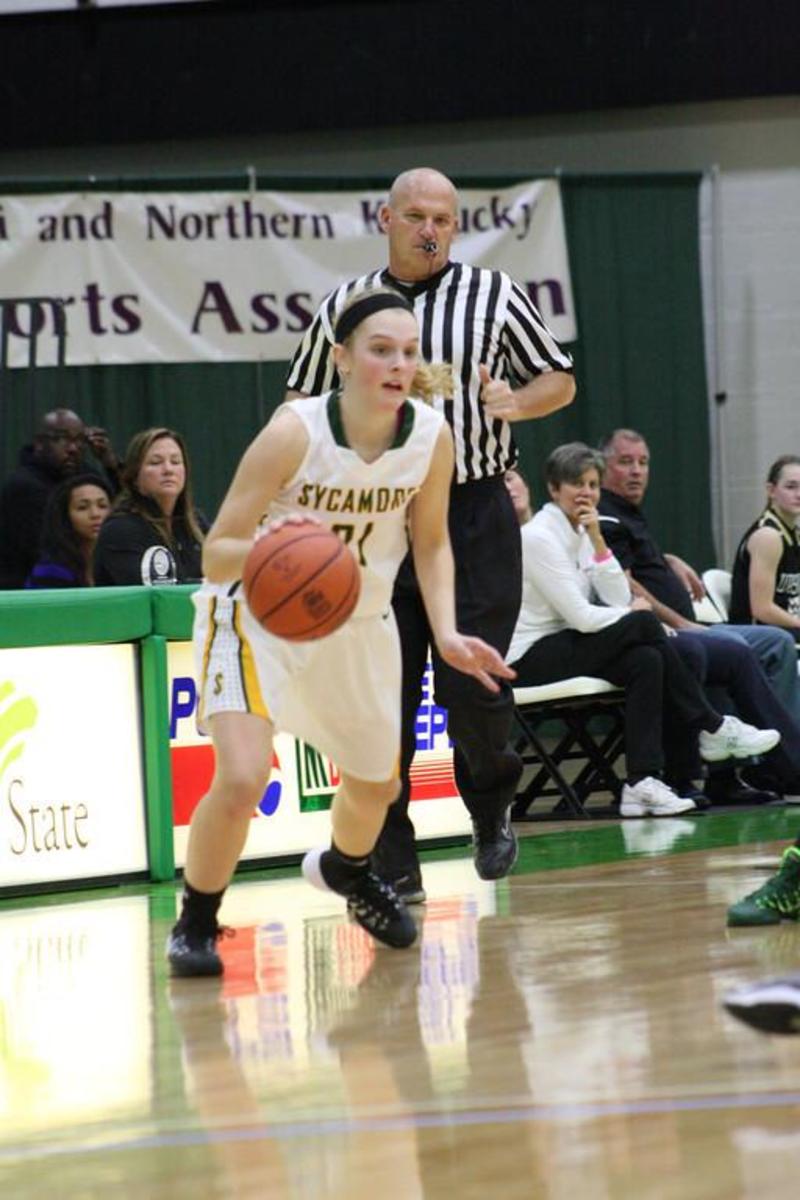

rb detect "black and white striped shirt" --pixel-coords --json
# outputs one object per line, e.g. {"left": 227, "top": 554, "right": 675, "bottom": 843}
{"left": 285, "top": 262, "right": 574, "bottom": 484}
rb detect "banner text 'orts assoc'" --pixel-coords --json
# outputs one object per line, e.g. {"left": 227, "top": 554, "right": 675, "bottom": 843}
{"left": 0, "top": 180, "right": 575, "bottom": 367}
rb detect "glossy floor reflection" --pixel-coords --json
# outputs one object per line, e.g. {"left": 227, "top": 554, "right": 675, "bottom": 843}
{"left": 2, "top": 817, "right": 800, "bottom": 1197}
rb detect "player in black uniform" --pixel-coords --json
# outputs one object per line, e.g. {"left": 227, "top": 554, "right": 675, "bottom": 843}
{"left": 730, "top": 454, "right": 800, "bottom": 640}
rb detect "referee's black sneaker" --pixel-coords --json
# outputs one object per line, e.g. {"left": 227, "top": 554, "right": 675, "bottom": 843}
{"left": 471, "top": 807, "right": 518, "bottom": 881}
{"left": 303, "top": 846, "right": 418, "bottom": 950}
{"left": 166, "top": 921, "right": 229, "bottom": 977}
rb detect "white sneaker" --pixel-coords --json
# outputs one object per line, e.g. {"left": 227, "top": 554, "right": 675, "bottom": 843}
{"left": 699, "top": 715, "right": 781, "bottom": 763}
{"left": 620, "top": 776, "right": 697, "bottom": 817}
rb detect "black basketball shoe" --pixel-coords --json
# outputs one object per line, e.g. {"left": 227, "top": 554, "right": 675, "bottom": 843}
{"left": 303, "top": 846, "right": 417, "bottom": 949}
{"left": 166, "top": 921, "right": 231, "bottom": 977}
{"left": 723, "top": 973, "right": 800, "bottom": 1035}
{"left": 385, "top": 870, "right": 427, "bottom": 905}
{"left": 471, "top": 807, "right": 518, "bottom": 881}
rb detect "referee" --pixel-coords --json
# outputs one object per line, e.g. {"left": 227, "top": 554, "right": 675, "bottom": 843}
{"left": 285, "top": 168, "right": 575, "bottom": 899}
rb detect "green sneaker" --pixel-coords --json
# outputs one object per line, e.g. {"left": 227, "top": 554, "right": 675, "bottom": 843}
{"left": 727, "top": 846, "right": 800, "bottom": 927}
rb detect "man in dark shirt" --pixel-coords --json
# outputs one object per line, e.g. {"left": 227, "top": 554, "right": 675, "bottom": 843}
{"left": 0, "top": 409, "right": 120, "bottom": 589}
{"left": 597, "top": 428, "right": 800, "bottom": 801}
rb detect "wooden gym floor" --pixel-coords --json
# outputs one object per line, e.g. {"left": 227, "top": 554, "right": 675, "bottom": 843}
{"left": 2, "top": 807, "right": 800, "bottom": 1198}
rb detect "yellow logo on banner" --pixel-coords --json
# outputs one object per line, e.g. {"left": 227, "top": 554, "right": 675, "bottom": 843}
{"left": 0, "top": 681, "right": 38, "bottom": 782}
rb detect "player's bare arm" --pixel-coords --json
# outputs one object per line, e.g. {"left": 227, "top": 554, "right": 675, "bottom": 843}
{"left": 410, "top": 424, "right": 515, "bottom": 693}
{"left": 479, "top": 365, "right": 575, "bottom": 424}
{"left": 748, "top": 527, "right": 800, "bottom": 629}
{"left": 203, "top": 407, "right": 308, "bottom": 583}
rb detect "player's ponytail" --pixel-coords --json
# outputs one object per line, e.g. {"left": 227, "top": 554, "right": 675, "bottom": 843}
{"left": 409, "top": 361, "right": 454, "bottom": 404}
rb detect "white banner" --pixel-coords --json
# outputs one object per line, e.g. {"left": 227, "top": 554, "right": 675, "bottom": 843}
{"left": 0, "top": 179, "right": 575, "bottom": 367}
{"left": 0, "top": 644, "right": 147, "bottom": 888}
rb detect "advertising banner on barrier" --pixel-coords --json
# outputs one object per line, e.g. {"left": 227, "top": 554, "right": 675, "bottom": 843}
{"left": 0, "top": 644, "right": 147, "bottom": 888}
{"left": 167, "top": 641, "right": 470, "bottom": 867}
{"left": 0, "top": 179, "right": 575, "bottom": 367}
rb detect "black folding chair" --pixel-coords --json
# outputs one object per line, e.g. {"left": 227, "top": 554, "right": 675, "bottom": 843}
{"left": 512, "top": 677, "right": 626, "bottom": 820}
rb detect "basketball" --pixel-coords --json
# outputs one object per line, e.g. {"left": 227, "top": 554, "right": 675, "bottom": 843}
{"left": 242, "top": 521, "right": 361, "bottom": 641}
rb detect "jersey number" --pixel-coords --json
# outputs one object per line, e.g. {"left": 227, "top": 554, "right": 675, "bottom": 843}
{"left": 331, "top": 521, "right": 374, "bottom": 567}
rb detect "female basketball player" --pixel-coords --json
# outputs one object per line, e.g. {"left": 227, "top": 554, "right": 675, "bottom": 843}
{"left": 167, "top": 288, "right": 515, "bottom": 975}
{"left": 730, "top": 454, "right": 800, "bottom": 640}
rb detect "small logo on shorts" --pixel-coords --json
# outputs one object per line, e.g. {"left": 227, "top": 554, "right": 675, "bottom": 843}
{"left": 213, "top": 672, "right": 224, "bottom": 695}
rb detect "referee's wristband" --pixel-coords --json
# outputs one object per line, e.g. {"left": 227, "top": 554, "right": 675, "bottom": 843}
{"left": 592, "top": 547, "right": 613, "bottom": 563}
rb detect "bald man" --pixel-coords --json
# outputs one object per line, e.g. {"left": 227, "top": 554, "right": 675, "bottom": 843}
{"left": 286, "top": 168, "right": 575, "bottom": 898}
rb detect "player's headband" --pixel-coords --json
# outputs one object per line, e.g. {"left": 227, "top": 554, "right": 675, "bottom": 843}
{"left": 334, "top": 293, "right": 415, "bottom": 344}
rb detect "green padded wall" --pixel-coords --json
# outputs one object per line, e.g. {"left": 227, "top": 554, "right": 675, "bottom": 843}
{"left": 0, "top": 586, "right": 152, "bottom": 647}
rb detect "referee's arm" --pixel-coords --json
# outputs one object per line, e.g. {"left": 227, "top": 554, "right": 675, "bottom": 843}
{"left": 479, "top": 365, "right": 575, "bottom": 424}
{"left": 511, "top": 369, "right": 575, "bottom": 420}
{"left": 487, "top": 278, "right": 576, "bottom": 422}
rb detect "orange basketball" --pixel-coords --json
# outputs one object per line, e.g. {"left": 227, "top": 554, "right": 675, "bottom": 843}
{"left": 242, "top": 521, "right": 361, "bottom": 641}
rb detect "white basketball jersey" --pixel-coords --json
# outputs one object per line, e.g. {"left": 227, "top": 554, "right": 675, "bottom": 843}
{"left": 268, "top": 391, "right": 444, "bottom": 616}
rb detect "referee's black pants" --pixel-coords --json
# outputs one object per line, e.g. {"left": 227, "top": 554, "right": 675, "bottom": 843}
{"left": 374, "top": 475, "right": 523, "bottom": 878}
{"left": 511, "top": 610, "right": 721, "bottom": 781}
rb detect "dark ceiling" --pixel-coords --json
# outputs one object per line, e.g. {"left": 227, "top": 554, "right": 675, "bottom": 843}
{"left": 1, "top": 0, "right": 798, "bottom": 151}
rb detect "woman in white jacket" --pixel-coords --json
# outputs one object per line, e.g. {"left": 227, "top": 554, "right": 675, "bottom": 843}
{"left": 506, "top": 445, "right": 779, "bottom": 817}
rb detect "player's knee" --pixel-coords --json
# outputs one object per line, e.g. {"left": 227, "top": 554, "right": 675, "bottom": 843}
{"left": 364, "top": 777, "right": 401, "bottom": 809}
{"left": 383, "top": 777, "right": 402, "bottom": 807}
{"left": 344, "top": 775, "right": 400, "bottom": 810}
{"left": 217, "top": 764, "right": 270, "bottom": 815}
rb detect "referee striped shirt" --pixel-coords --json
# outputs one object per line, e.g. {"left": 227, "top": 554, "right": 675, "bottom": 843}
{"left": 285, "top": 263, "right": 574, "bottom": 484}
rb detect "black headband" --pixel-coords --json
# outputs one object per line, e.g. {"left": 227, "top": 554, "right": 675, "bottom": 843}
{"left": 334, "top": 293, "right": 415, "bottom": 344}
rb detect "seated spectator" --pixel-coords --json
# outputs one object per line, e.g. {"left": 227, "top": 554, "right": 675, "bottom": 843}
{"left": 597, "top": 428, "right": 800, "bottom": 801}
{"left": 94, "top": 427, "right": 207, "bottom": 586}
{"left": 0, "top": 408, "right": 84, "bottom": 588}
{"left": 730, "top": 454, "right": 800, "bottom": 641}
{"left": 0, "top": 408, "right": 121, "bottom": 589}
{"left": 505, "top": 446, "right": 780, "bottom": 818}
{"left": 25, "top": 473, "right": 112, "bottom": 588}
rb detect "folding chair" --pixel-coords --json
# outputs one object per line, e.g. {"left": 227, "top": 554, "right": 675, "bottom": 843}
{"left": 693, "top": 594, "right": 724, "bottom": 624}
{"left": 702, "top": 569, "right": 732, "bottom": 621}
{"left": 512, "top": 677, "right": 626, "bottom": 820}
